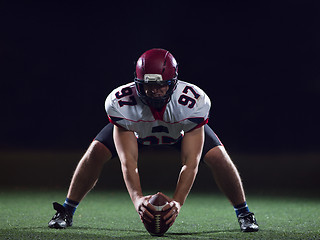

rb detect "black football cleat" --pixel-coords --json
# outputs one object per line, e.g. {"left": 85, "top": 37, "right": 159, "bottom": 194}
{"left": 48, "top": 202, "right": 73, "bottom": 229}
{"left": 238, "top": 212, "right": 259, "bottom": 232}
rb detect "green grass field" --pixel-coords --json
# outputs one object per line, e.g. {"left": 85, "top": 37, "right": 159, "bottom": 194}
{"left": 0, "top": 190, "right": 319, "bottom": 239}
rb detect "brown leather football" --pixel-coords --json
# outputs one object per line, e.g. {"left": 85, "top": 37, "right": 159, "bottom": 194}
{"left": 143, "top": 192, "right": 171, "bottom": 236}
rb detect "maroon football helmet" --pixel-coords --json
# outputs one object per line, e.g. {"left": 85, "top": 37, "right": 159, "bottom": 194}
{"left": 134, "top": 48, "right": 178, "bottom": 109}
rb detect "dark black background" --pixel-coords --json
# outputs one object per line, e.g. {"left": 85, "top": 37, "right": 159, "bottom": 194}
{"left": 1, "top": 0, "right": 319, "bottom": 154}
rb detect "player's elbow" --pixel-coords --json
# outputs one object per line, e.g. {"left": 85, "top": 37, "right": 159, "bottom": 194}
{"left": 181, "top": 151, "right": 201, "bottom": 167}
{"left": 181, "top": 159, "right": 200, "bottom": 173}
{"left": 121, "top": 160, "right": 137, "bottom": 172}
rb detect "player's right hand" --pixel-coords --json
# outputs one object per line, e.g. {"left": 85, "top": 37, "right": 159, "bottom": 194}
{"left": 134, "top": 196, "right": 156, "bottom": 223}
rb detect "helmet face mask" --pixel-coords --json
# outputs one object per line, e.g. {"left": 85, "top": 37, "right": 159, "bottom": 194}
{"left": 134, "top": 49, "right": 178, "bottom": 109}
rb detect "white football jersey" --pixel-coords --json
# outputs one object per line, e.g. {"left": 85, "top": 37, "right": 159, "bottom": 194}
{"left": 105, "top": 80, "right": 211, "bottom": 145}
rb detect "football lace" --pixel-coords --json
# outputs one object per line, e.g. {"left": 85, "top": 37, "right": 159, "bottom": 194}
{"left": 154, "top": 214, "right": 161, "bottom": 233}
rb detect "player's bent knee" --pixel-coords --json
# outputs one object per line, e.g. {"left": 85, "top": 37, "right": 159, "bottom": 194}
{"left": 203, "top": 145, "right": 231, "bottom": 167}
{"left": 83, "top": 140, "right": 113, "bottom": 164}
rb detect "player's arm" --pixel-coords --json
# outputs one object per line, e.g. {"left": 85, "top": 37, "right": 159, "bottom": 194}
{"left": 113, "top": 125, "right": 156, "bottom": 222}
{"left": 174, "top": 125, "right": 204, "bottom": 204}
{"left": 163, "top": 126, "right": 204, "bottom": 225}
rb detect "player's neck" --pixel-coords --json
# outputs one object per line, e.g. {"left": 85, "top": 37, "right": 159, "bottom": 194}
{"left": 148, "top": 104, "right": 167, "bottom": 120}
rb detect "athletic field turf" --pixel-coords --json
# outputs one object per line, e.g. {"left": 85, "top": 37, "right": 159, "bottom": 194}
{"left": 0, "top": 190, "right": 319, "bottom": 239}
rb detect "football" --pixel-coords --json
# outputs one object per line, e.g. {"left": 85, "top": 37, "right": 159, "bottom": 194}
{"left": 143, "top": 192, "right": 171, "bottom": 236}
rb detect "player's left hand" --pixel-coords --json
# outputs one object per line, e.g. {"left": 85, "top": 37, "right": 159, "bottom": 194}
{"left": 162, "top": 199, "right": 181, "bottom": 226}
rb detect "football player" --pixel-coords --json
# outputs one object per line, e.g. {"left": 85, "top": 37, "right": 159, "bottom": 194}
{"left": 48, "top": 48, "right": 259, "bottom": 232}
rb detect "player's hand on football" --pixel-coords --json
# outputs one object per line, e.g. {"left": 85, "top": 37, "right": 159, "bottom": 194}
{"left": 135, "top": 195, "right": 156, "bottom": 223}
{"left": 162, "top": 199, "right": 181, "bottom": 227}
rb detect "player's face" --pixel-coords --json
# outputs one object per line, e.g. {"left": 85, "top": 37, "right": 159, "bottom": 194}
{"left": 144, "top": 83, "right": 169, "bottom": 98}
